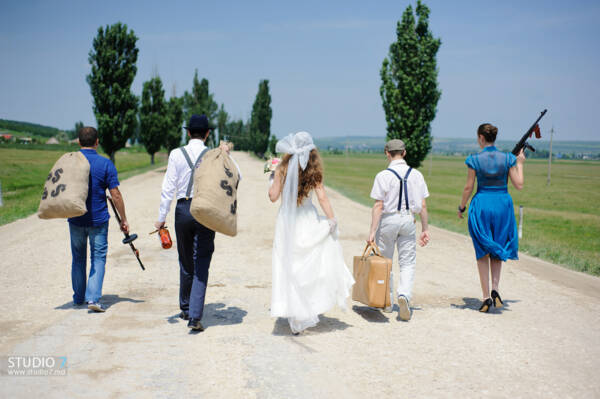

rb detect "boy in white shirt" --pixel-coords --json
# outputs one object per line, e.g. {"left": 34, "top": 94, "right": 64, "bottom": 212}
{"left": 368, "top": 139, "right": 430, "bottom": 321}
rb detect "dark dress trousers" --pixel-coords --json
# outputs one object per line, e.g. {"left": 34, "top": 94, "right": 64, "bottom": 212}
{"left": 174, "top": 198, "right": 215, "bottom": 320}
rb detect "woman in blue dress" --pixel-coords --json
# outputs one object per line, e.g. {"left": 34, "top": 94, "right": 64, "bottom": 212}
{"left": 458, "top": 123, "right": 525, "bottom": 312}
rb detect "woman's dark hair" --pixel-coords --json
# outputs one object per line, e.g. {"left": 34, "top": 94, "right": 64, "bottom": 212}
{"left": 78, "top": 127, "right": 98, "bottom": 147}
{"left": 477, "top": 123, "right": 498, "bottom": 143}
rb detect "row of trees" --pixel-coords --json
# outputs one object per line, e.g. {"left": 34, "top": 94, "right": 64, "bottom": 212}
{"left": 86, "top": 0, "right": 439, "bottom": 167}
{"left": 0, "top": 119, "right": 61, "bottom": 138}
{"left": 86, "top": 22, "right": 273, "bottom": 164}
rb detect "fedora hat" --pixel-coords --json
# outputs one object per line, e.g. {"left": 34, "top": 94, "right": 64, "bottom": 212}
{"left": 184, "top": 114, "right": 215, "bottom": 131}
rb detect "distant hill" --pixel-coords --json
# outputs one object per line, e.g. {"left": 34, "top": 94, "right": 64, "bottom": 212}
{"left": 0, "top": 119, "right": 61, "bottom": 138}
{"left": 314, "top": 136, "right": 600, "bottom": 159}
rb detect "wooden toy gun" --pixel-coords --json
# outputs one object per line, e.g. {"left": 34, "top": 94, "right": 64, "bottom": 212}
{"left": 107, "top": 196, "right": 145, "bottom": 270}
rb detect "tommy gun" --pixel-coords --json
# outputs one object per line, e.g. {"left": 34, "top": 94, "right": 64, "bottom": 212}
{"left": 107, "top": 196, "right": 145, "bottom": 271}
{"left": 512, "top": 109, "right": 547, "bottom": 155}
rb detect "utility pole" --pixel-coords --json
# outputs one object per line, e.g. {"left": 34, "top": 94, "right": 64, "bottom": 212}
{"left": 547, "top": 126, "right": 554, "bottom": 186}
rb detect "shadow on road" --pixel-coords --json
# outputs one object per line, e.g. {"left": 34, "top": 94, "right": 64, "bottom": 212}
{"left": 450, "top": 297, "right": 518, "bottom": 313}
{"left": 167, "top": 303, "right": 248, "bottom": 331}
{"left": 271, "top": 315, "right": 352, "bottom": 336}
{"left": 352, "top": 305, "right": 390, "bottom": 323}
{"left": 202, "top": 303, "right": 248, "bottom": 327}
{"left": 54, "top": 294, "right": 144, "bottom": 310}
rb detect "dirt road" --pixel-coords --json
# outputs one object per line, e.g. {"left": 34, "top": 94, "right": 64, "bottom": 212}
{"left": 1, "top": 152, "right": 599, "bottom": 398}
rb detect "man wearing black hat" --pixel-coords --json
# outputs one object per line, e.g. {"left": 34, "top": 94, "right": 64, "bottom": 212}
{"left": 155, "top": 114, "right": 232, "bottom": 331}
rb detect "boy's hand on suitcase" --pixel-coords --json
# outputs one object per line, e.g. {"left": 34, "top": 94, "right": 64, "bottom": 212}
{"left": 367, "top": 232, "right": 375, "bottom": 244}
{"left": 154, "top": 221, "right": 165, "bottom": 230}
{"left": 418, "top": 230, "right": 430, "bottom": 247}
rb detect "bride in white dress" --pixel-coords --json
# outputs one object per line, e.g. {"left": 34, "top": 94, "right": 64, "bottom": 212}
{"left": 268, "top": 132, "right": 354, "bottom": 334}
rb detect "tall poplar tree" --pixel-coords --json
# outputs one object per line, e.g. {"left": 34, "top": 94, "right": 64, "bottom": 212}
{"left": 226, "top": 119, "right": 249, "bottom": 151}
{"left": 380, "top": 1, "right": 441, "bottom": 167}
{"left": 182, "top": 70, "right": 218, "bottom": 147}
{"left": 139, "top": 76, "right": 168, "bottom": 164}
{"left": 216, "top": 104, "right": 229, "bottom": 145}
{"left": 70, "top": 121, "right": 84, "bottom": 140}
{"left": 165, "top": 96, "right": 184, "bottom": 154}
{"left": 87, "top": 22, "right": 139, "bottom": 163}
{"left": 249, "top": 79, "right": 272, "bottom": 156}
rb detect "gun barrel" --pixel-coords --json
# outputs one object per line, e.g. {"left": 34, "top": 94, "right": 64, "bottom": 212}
{"left": 528, "top": 109, "right": 547, "bottom": 133}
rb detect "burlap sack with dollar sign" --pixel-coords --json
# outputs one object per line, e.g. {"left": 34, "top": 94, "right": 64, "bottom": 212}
{"left": 190, "top": 148, "right": 240, "bottom": 236}
{"left": 38, "top": 152, "right": 90, "bottom": 219}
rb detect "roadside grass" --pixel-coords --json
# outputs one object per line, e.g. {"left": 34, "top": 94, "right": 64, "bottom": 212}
{"left": 321, "top": 152, "right": 600, "bottom": 276}
{"left": 0, "top": 148, "right": 166, "bottom": 225}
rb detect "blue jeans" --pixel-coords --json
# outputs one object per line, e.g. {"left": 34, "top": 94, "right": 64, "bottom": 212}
{"left": 69, "top": 222, "right": 109, "bottom": 304}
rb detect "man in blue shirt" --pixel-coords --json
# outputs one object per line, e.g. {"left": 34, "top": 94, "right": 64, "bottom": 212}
{"left": 68, "top": 127, "right": 129, "bottom": 312}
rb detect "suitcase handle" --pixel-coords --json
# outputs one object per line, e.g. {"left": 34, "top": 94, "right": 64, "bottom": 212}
{"left": 362, "top": 242, "right": 382, "bottom": 258}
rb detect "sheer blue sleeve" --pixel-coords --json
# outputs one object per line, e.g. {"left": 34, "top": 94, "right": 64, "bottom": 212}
{"left": 465, "top": 155, "right": 476, "bottom": 170}
{"left": 507, "top": 153, "right": 517, "bottom": 169}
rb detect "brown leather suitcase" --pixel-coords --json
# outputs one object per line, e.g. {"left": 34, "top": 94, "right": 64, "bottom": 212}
{"left": 352, "top": 243, "right": 392, "bottom": 308}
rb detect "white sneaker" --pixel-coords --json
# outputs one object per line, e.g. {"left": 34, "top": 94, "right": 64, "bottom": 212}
{"left": 397, "top": 295, "right": 411, "bottom": 321}
{"left": 87, "top": 302, "right": 106, "bottom": 312}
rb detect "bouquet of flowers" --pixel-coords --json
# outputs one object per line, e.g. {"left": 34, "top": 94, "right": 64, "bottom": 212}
{"left": 264, "top": 157, "right": 281, "bottom": 174}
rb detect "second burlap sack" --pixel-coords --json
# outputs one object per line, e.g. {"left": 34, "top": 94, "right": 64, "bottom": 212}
{"left": 38, "top": 151, "right": 90, "bottom": 219}
{"left": 190, "top": 148, "right": 240, "bottom": 236}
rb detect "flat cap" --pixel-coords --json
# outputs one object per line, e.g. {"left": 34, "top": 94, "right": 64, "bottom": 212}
{"left": 385, "top": 139, "right": 405, "bottom": 152}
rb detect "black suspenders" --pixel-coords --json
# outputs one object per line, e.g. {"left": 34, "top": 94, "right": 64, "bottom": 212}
{"left": 386, "top": 167, "right": 413, "bottom": 211}
{"left": 180, "top": 147, "right": 209, "bottom": 199}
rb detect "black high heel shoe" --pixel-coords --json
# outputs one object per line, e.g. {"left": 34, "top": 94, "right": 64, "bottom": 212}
{"left": 491, "top": 290, "right": 504, "bottom": 308}
{"left": 479, "top": 298, "right": 492, "bottom": 313}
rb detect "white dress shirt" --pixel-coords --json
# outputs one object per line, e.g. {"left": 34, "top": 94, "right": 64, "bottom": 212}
{"left": 370, "top": 159, "right": 429, "bottom": 214}
{"left": 157, "top": 139, "right": 242, "bottom": 222}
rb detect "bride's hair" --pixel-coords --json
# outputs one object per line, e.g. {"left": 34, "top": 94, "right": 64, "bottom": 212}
{"left": 279, "top": 148, "right": 323, "bottom": 205}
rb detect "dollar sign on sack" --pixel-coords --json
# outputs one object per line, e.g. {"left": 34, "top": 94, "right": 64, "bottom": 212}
{"left": 220, "top": 180, "right": 233, "bottom": 196}
{"left": 51, "top": 184, "right": 66, "bottom": 197}
{"left": 52, "top": 168, "right": 63, "bottom": 183}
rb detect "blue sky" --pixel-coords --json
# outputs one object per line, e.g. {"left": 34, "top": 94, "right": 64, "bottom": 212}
{"left": 1, "top": 1, "right": 599, "bottom": 140}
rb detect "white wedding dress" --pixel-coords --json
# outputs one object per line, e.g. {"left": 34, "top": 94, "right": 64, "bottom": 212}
{"left": 271, "top": 192, "right": 355, "bottom": 333}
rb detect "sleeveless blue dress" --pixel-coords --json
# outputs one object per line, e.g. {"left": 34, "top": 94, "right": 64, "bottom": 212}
{"left": 465, "top": 146, "right": 518, "bottom": 261}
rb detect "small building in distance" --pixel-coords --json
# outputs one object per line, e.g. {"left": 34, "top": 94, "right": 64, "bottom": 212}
{"left": 18, "top": 137, "right": 32, "bottom": 144}
{"left": 46, "top": 137, "right": 59, "bottom": 144}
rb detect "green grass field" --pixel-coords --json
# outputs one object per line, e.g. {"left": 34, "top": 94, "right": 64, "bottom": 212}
{"left": 322, "top": 152, "right": 600, "bottom": 276}
{"left": 0, "top": 148, "right": 166, "bottom": 226}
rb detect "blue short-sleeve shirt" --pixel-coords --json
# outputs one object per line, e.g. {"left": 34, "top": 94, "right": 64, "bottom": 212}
{"left": 68, "top": 149, "right": 120, "bottom": 227}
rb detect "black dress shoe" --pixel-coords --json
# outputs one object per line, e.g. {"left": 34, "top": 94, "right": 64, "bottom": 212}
{"left": 491, "top": 290, "right": 504, "bottom": 308}
{"left": 179, "top": 311, "right": 189, "bottom": 320}
{"left": 187, "top": 318, "right": 204, "bottom": 331}
{"left": 479, "top": 298, "right": 493, "bottom": 313}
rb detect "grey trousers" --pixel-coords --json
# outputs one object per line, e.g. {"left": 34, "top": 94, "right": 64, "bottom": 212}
{"left": 376, "top": 212, "right": 417, "bottom": 301}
